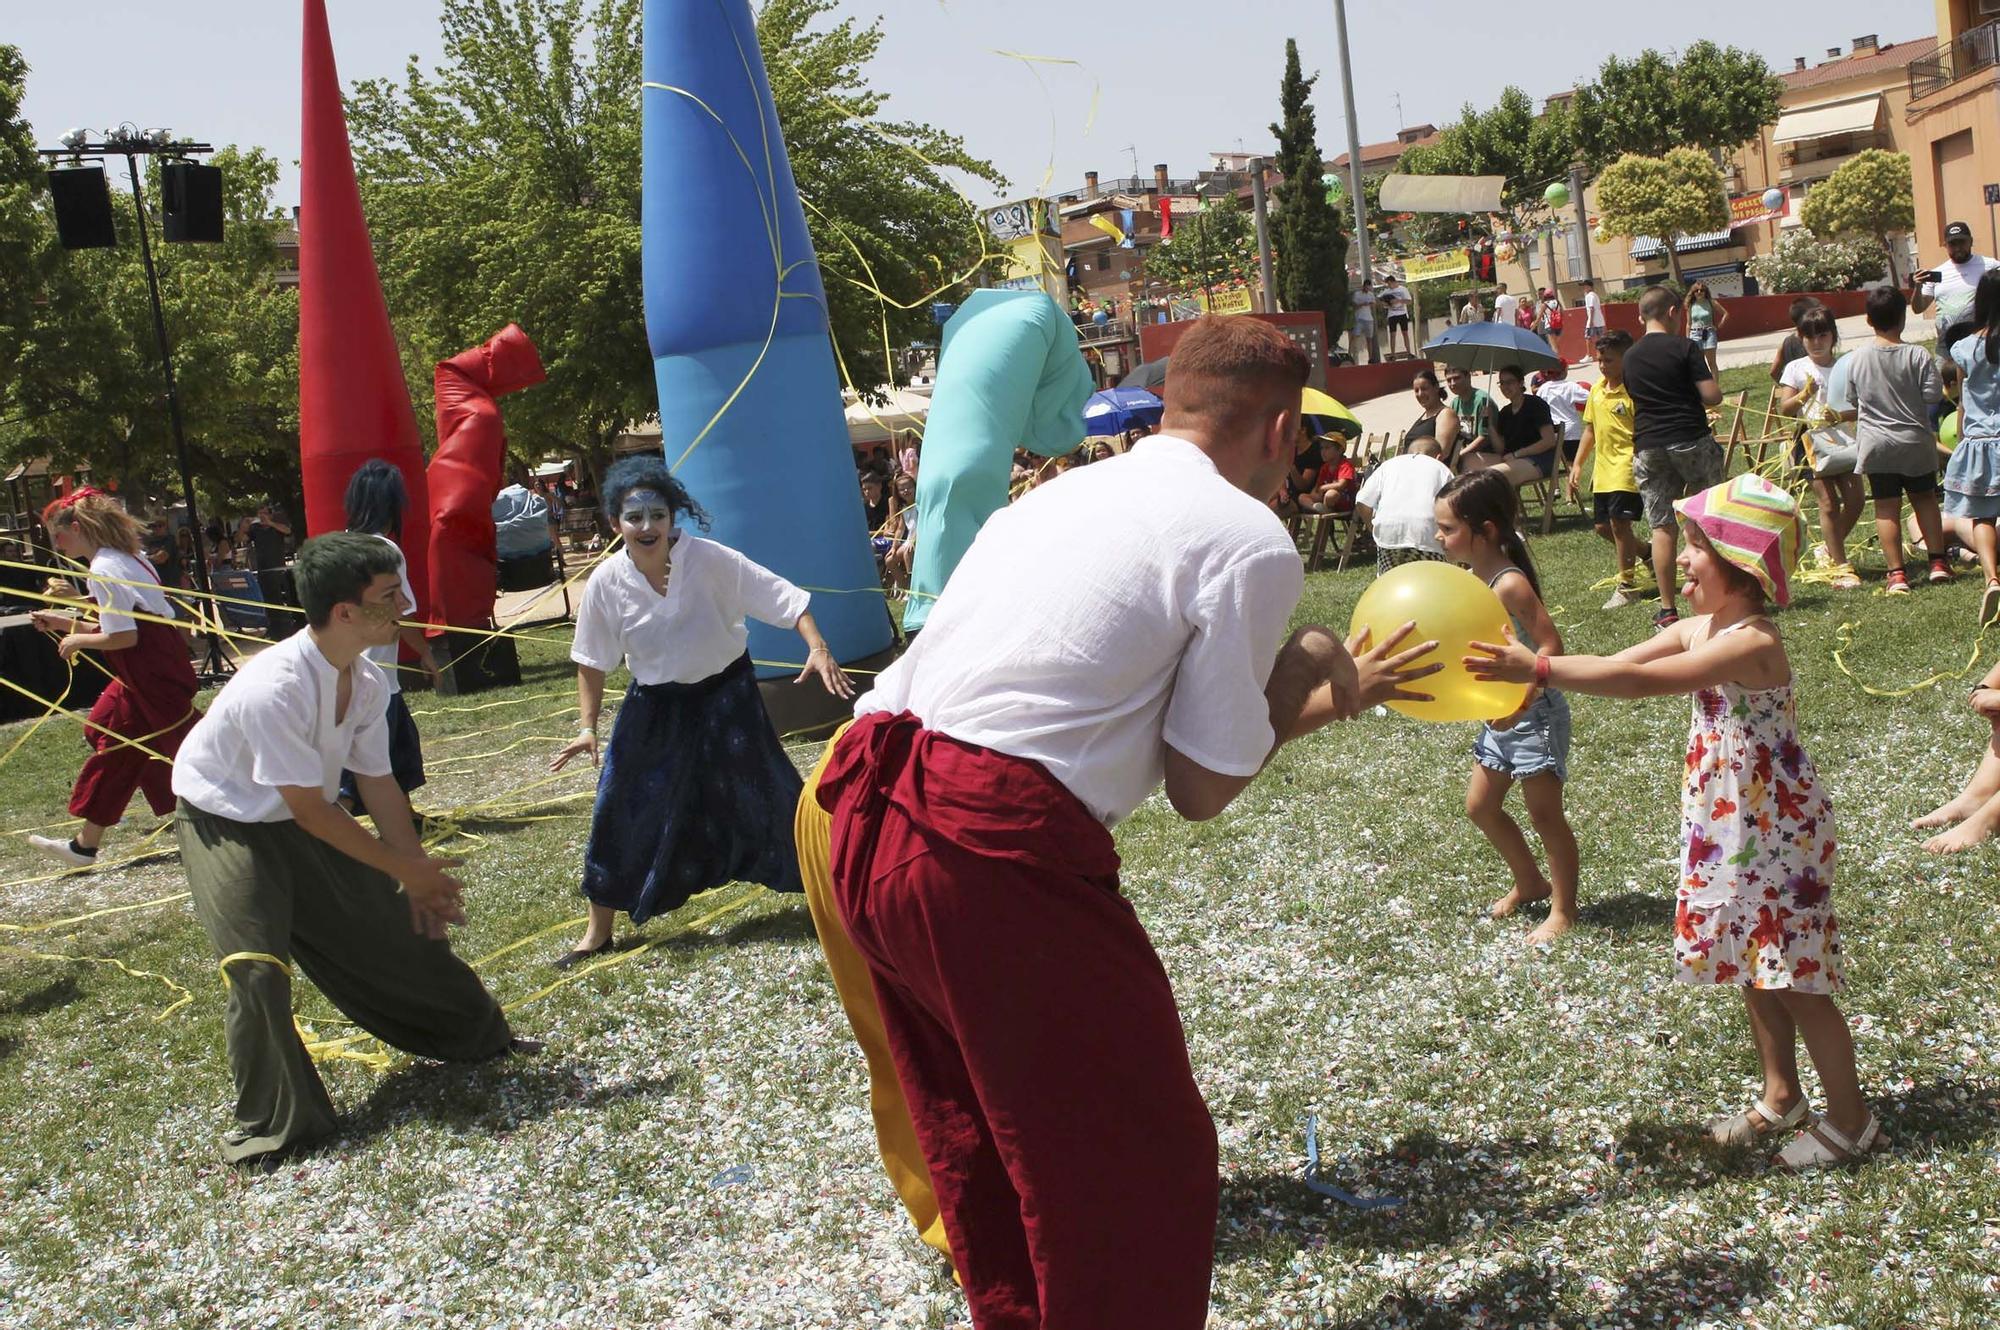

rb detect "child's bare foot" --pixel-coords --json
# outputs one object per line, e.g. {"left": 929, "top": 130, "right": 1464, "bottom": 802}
{"left": 1913, "top": 792, "right": 1983, "bottom": 830}
{"left": 1526, "top": 909, "right": 1576, "bottom": 945}
{"left": 1925, "top": 804, "right": 2000, "bottom": 854}
{"left": 1490, "top": 879, "right": 1551, "bottom": 919}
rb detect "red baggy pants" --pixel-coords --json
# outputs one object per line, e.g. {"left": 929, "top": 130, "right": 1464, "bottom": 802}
{"left": 70, "top": 618, "right": 199, "bottom": 827}
{"left": 820, "top": 712, "right": 1218, "bottom": 1330}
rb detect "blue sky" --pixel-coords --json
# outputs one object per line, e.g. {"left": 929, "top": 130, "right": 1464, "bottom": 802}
{"left": 13, "top": 0, "right": 1940, "bottom": 209}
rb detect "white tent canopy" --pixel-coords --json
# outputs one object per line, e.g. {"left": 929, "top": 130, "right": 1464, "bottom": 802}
{"left": 1379, "top": 173, "right": 1507, "bottom": 215}
{"left": 845, "top": 386, "right": 933, "bottom": 445}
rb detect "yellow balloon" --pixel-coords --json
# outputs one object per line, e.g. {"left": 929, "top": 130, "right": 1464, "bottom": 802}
{"left": 1348, "top": 562, "right": 1530, "bottom": 723}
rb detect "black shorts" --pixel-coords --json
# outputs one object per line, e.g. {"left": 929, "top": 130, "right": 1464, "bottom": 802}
{"left": 1867, "top": 470, "right": 1938, "bottom": 500}
{"left": 1593, "top": 490, "right": 1643, "bottom": 523}
{"left": 1386, "top": 313, "right": 1410, "bottom": 327}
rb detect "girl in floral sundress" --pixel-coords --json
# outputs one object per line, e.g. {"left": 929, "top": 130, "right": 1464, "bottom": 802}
{"left": 1468, "top": 473, "right": 1877, "bottom": 1168}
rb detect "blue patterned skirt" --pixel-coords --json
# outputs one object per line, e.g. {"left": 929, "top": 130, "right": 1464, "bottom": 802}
{"left": 581, "top": 653, "right": 805, "bottom": 923}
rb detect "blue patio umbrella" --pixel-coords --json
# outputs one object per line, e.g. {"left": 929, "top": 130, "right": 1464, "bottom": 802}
{"left": 1422, "top": 322, "right": 1562, "bottom": 374}
{"left": 1082, "top": 386, "right": 1167, "bottom": 435}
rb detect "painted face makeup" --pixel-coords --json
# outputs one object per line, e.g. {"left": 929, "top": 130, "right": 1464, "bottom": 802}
{"left": 618, "top": 489, "right": 676, "bottom": 552}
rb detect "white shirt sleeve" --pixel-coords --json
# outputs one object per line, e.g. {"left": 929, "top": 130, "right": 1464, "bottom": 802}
{"left": 569, "top": 568, "right": 625, "bottom": 673}
{"left": 729, "top": 548, "right": 811, "bottom": 629}
{"left": 246, "top": 686, "right": 332, "bottom": 790}
{"left": 89, "top": 572, "right": 143, "bottom": 635}
{"left": 1779, "top": 358, "right": 1810, "bottom": 393}
{"left": 1161, "top": 548, "right": 1303, "bottom": 777}
{"left": 1356, "top": 464, "right": 1389, "bottom": 513}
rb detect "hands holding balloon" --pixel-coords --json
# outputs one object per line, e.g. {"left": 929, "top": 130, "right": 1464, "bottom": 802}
{"left": 1464, "top": 626, "right": 1540, "bottom": 685}
{"left": 1340, "top": 620, "right": 1443, "bottom": 716}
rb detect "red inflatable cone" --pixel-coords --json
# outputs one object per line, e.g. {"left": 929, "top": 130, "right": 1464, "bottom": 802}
{"left": 298, "top": 0, "right": 430, "bottom": 607}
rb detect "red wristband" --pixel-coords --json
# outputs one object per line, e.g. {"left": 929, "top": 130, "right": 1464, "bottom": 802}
{"left": 1534, "top": 653, "right": 1552, "bottom": 686}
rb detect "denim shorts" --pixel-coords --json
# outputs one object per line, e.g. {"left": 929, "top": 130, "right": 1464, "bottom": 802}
{"left": 1689, "top": 327, "right": 1717, "bottom": 351}
{"left": 1473, "top": 688, "right": 1571, "bottom": 782}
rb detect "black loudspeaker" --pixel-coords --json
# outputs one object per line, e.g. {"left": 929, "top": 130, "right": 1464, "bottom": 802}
{"left": 46, "top": 167, "right": 117, "bottom": 249}
{"left": 160, "top": 162, "right": 223, "bottom": 243}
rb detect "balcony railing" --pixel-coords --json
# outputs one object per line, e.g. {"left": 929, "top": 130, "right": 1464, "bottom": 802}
{"left": 1908, "top": 19, "right": 2000, "bottom": 99}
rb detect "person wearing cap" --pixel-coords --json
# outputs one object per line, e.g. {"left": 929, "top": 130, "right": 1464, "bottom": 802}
{"left": 1910, "top": 221, "right": 1999, "bottom": 339}
{"left": 1468, "top": 473, "right": 1876, "bottom": 1170}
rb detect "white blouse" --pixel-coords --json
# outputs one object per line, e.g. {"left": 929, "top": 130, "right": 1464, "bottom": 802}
{"left": 570, "top": 535, "right": 811, "bottom": 685}
{"left": 89, "top": 548, "right": 174, "bottom": 634}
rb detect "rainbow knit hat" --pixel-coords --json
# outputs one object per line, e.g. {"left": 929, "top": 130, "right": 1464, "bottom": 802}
{"left": 1674, "top": 473, "right": 1804, "bottom": 607}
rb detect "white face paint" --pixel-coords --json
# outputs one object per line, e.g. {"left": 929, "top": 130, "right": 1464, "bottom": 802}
{"left": 617, "top": 488, "right": 675, "bottom": 552}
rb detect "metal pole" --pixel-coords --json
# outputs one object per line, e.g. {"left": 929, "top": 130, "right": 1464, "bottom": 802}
{"left": 125, "top": 153, "right": 226, "bottom": 675}
{"left": 1570, "top": 163, "right": 1594, "bottom": 284}
{"left": 1250, "top": 158, "right": 1277, "bottom": 312}
{"left": 1332, "top": 0, "right": 1377, "bottom": 362}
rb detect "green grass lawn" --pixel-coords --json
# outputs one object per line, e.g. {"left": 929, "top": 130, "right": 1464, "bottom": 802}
{"left": 2, "top": 477, "right": 1998, "bottom": 1326}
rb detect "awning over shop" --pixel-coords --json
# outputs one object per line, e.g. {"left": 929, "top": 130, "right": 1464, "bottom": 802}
{"left": 1773, "top": 96, "right": 1884, "bottom": 144}
{"left": 1378, "top": 173, "right": 1506, "bottom": 215}
{"left": 1629, "top": 228, "right": 1741, "bottom": 260}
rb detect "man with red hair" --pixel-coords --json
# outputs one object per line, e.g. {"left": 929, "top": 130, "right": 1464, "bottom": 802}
{"left": 817, "top": 316, "right": 1438, "bottom": 1327}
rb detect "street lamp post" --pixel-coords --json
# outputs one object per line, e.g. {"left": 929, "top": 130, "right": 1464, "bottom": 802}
{"left": 1332, "top": 0, "right": 1380, "bottom": 364}
{"left": 39, "top": 127, "right": 231, "bottom": 679}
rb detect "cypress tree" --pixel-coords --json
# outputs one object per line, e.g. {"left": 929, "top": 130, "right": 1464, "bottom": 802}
{"left": 1269, "top": 38, "right": 1348, "bottom": 332}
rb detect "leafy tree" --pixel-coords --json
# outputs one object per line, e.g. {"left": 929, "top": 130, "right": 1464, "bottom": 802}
{"left": 1395, "top": 87, "right": 1575, "bottom": 286}
{"left": 0, "top": 47, "right": 299, "bottom": 519}
{"left": 1799, "top": 149, "right": 1916, "bottom": 282}
{"left": 1268, "top": 39, "right": 1346, "bottom": 330}
{"left": 348, "top": 0, "right": 1001, "bottom": 490}
{"left": 1145, "top": 197, "right": 1257, "bottom": 302}
{"left": 1592, "top": 148, "right": 1730, "bottom": 286}
{"left": 1570, "top": 43, "right": 1784, "bottom": 170}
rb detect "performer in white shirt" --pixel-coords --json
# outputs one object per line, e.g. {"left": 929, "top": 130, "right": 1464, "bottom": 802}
{"left": 548, "top": 456, "right": 851, "bottom": 968}
{"left": 171, "top": 532, "right": 519, "bottom": 1165}
{"left": 27, "top": 489, "right": 200, "bottom": 867}
{"left": 815, "top": 316, "right": 1438, "bottom": 1327}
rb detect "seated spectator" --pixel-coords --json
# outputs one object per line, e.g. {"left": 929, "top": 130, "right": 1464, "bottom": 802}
{"left": 884, "top": 473, "right": 918, "bottom": 589}
{"left": 1304, "top": 432, "right": 1358, "bottom": 514}
{"left": 1476, "top": 364, "right": 1561, "bottom": 486}
{"left": 1354, "top": 437, "right": 1454, "bottom": 573}
{"left": 493, "top": 467, "right": 555, "bottom": 559}
{"left": 1090, "top": 440, "right": 1117, "bottom": 463}
{"left": 1535, "top": 360, "right": 1592, "bottom": 468}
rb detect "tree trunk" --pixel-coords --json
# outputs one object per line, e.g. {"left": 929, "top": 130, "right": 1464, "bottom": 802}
{"left": 1880, "top": 233, "right": 1900, "bottom": 286}
{"left": 1664, "top": 240, "right": 1685, "bottom": 288}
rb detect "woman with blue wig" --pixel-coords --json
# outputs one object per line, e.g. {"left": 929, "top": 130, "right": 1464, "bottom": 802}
{"left": 339, "top": 459, "right": 439, "bottom": 814}
{"left": 548, "top": 457, "right": 852, "bottom": 967}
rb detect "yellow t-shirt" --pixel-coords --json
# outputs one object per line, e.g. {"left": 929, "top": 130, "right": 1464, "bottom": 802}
{"left": 1582, "top": 380, "right": 1637, "bottom": 494}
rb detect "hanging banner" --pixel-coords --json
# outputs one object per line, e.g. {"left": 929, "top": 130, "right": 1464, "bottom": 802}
{"left": 1401, "top": 248, "right": 1471, "bottom": 283}
{"left": 1200, "top": 287, "right": 1255, "bottom": 315}
{"left": 1729, "top": 191, "right": 1788, "bottom": 227}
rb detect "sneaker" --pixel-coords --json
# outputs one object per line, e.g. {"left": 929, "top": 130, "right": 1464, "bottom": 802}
{"left": 1652, "top": 609, "right": 1679, "bottom": 633}
{"left": 1811, "top": 542, "right": 1830, "bottom": 567}
{"left": 27, "top": 834, "right": 97, "bottom": 867}
{"left": 1829, "top": 565, "right": 1862, "bottom": 590}
{"left": 1885, "top": 570, "right": 1912, "bottom": 596}
{"left": 1603, "top": 587, "right": 1636, "bottom": 610}
{"left": 1982, "top": 581, "right": 2000, "bottom": 627}
{"left": 1929, "top": 559, "right": 1954, "bottom": 585}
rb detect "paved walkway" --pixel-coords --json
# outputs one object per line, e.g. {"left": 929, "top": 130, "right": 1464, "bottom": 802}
{"left": 1336, "top": 313, "right": 1874, "bottom": 444}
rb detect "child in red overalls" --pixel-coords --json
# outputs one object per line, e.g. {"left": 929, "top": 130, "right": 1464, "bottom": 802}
{"left": 27, "top": 490, "right": 200, "bottom": 867}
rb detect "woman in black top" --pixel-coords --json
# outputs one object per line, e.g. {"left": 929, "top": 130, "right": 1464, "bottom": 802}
{"left": 1471, "top": 364, "right": 1560, "bottom": 484}
{"left": 1404, "top": 368, "right": 1462, "bottom": 463}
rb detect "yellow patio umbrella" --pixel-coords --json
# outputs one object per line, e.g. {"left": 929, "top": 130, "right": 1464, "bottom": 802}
{"left": 1300, "top": 387, "right": 1363, "bottom": 439}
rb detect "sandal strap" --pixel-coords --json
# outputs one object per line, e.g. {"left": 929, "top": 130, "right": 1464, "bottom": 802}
{"left": 1801, "top": 1113, "right": 1877, "bottom": 1160}
{"left": 1750, "top": 1098, "right": 1805, "bottom": 1128}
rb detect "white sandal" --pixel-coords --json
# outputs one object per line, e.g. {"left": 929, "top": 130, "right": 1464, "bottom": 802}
{"left": 1707, "top": 1097, "right": 1808, "bottom": 1146}
{"left": 1773, "top": 1113, "right": 1881, "bottom": 1169}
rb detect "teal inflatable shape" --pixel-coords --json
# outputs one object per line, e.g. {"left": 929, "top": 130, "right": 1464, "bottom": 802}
{"left": 903, "top": 290, "right": 1095, "bottom": 632}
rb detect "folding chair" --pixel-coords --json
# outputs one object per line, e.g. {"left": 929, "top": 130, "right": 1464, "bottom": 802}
{"left": 1717, "top": 390, "right": 1750, "bottom": 472}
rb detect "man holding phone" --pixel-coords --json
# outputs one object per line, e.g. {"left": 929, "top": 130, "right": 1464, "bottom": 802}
{"left": 1911, "top": 221, "right": 1999, "bottom": 339}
